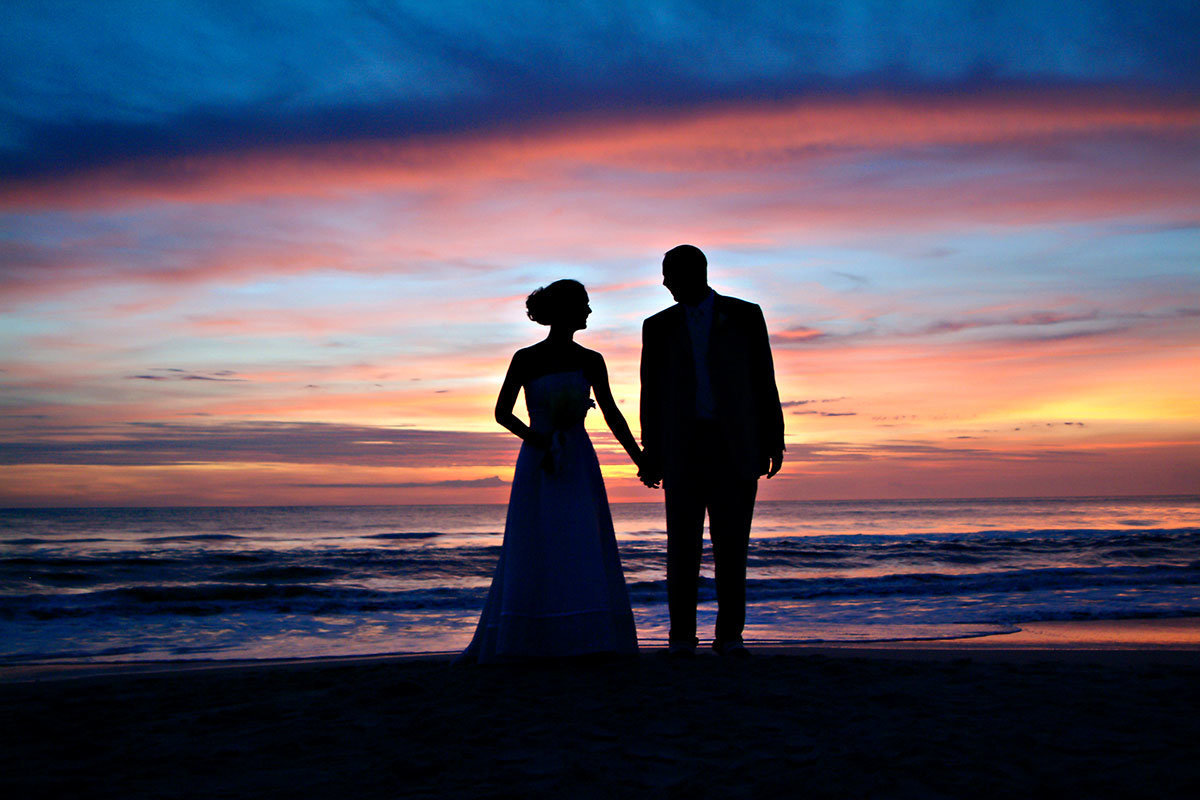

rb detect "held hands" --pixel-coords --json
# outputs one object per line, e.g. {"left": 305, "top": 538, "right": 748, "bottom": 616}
{"left": 637, "top": 450, "right": 662, "bottom": 489}
{"left": 762, "top": 449, "right": 784, "bottom": 479}
{"left": 638, "top": 465, "right": 662, "bottom": 489}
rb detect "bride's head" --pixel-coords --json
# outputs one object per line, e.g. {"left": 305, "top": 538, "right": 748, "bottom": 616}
{"left": 526, "top": 279, "right": 591, "bottom": 331}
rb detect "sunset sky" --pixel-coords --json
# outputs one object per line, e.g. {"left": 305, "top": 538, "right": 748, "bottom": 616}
{"left": 2, "top": 2, "right": 1198, "bottom": 506}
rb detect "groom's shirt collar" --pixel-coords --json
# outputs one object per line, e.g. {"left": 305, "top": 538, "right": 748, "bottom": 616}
{"left": 680, "top": 288, "right": 715, "bottom": 315}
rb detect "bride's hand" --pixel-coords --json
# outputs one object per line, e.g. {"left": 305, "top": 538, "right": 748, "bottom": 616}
{"left": 637, "top": 452, "right": 662, "bottom": 489}
{"left": 638, "top": 465, "right": 662, "bottom": 489}
{"left": 527, "top": 431, "right": 557, "bottom": 474}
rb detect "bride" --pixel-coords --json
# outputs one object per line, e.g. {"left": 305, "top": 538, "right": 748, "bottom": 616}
{"left": 460, "top": 279, "right": 642, "bottom": 663}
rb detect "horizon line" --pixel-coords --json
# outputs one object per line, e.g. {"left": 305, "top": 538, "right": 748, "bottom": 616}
{"left": 2, "top": 492, "right": 1196, "bottom": 512}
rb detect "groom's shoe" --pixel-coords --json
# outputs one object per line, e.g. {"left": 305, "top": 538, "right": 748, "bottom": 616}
{"left": 665, "top": 642, "right": 696, "bottom": 659}
{"left": 712, "top": 640, "right": 750, "bottom": 658}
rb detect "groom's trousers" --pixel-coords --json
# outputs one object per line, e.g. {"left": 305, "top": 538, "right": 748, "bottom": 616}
{"left": 664, "top": 420, "right": 758, "bottom": 648}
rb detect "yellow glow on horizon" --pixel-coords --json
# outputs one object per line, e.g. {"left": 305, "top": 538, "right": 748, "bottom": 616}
{"left": 1007, "top": 392, "right": 1200, "bottom": 425}
{"left": 599, "top": 463, "right": 641, "bottom": 481}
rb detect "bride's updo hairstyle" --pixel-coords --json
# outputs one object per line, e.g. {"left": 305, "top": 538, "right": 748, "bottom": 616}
{"left": 526, "top": 279, "right": 587, "bottom": 326}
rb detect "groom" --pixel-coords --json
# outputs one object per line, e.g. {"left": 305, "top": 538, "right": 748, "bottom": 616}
{"left": 639, "top": 244, "right": 784, "bottom": 657}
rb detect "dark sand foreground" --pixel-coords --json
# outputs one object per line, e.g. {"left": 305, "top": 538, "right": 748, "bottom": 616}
{"left": 2, "top": 622, "right": 1198, "bottom": 799}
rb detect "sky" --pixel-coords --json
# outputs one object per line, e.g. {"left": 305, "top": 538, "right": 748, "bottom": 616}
{"left": 1, "top": 1, "right": 1198, "bottom": 506}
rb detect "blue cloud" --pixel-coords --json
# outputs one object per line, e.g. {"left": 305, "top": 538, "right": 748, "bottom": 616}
{"left": 2, "top": 1, "right": 1197, "bottom": 178}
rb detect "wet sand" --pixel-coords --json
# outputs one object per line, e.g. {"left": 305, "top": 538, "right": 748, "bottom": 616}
{"left": 2, "top": 619, "right": 1198, "bottom": 798}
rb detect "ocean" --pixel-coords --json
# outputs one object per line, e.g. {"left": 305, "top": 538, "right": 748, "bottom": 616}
{"left": 2, "top": 496, "right": 1198, "bottom": 663}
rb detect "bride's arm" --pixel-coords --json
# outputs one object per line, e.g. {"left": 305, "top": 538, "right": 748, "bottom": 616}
{"left": 588, "top": 352, "right": 642, "bottom": 468}
{"left": 495, "top": 352, "right": 548, "bottom": 448}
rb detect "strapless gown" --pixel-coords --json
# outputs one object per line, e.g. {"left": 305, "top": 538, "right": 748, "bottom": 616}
{"left": 461, "top": 369, "right": 638, "bottom": 663}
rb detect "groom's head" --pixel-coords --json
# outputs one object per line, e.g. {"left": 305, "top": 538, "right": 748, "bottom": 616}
{"left": 662, "top": 244, "right": 709, "bottom": 305}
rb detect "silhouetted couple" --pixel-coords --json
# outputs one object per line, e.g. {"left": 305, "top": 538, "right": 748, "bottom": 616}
{"left": 460, "top": 245, "right": 784, "bottom": 664}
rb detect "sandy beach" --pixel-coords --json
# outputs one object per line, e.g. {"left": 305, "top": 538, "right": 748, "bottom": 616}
{"left": 2, "top": 618, "right": 1197, "bottom": 799}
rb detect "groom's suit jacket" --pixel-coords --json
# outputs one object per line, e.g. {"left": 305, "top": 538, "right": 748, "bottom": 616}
{"left": 640, "top": 293, "right": 784, "bottom": 484}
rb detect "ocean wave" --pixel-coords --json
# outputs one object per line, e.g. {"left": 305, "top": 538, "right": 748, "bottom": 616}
{"left": 0, "top": 583, "right": 487, "bottom": 619}
{"left": 212, "top": 553, "right": 267, "bottom": 563}
{"left": 627, "top": 563, "right": 1200, "bottom": 602}
{"left": 5, "top": 562, "right": 1198, "bottom": 621}
{"left": 364, "top": 532, "right": 443, "bottom": 540}
{"left": 26, "top": 571, "right": 104, "bottom": 587}
{"left": 751, "top": 528, "right": 1200, "bottom": 559}
{"left": 4, "top": 527, "right": 1197, "bottom": 604}
{"left": 2, "top": 537, "right": 113, "bottom": 545}
{"left": 214, "top": 565, "right": 343, "bottom": 582}
{"left": 771, "top": 527, "right": 1199, "bottom": 544}
{"left": 138, "top": 533, "right": 246, "bottom": 542}
{"left": 0, "top": 548, "right": 504, "bottom": 587}
{"left": 1, "top": 555, "right": 186, "bottom": 567}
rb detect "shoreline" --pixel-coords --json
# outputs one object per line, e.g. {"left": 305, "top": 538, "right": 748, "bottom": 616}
{"left": 4, "top": 617, "right": 1197, "bottom": 684}
{"left": 2, "top": 617, "right": 1198, "bottom": 798}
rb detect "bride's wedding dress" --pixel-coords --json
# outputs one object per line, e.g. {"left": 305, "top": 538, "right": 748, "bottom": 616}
{"left": 462, "top": 369, "right": 638, "bottom": 663}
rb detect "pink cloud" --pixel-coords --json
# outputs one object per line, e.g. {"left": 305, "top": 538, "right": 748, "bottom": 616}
{"left": 6, "top": 90, "right": 1197, "bottom": 210}
{"left": 3, "top": 90, "right": 1196, "bottom": 308}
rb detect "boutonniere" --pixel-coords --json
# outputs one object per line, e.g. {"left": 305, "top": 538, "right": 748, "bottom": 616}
{"left": 716, "top": 311, "right": 729, "bottom": 327}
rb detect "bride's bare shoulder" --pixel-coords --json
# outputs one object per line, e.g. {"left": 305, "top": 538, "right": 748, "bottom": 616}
{"left": 570, "top": 345, "right": 602, "bottom": 366}
{"left": 577, "top": 347, "right": 610, "bottom": 384}
{"left": 510, "top": 343, "right": 548, "bottom": 365}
